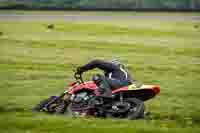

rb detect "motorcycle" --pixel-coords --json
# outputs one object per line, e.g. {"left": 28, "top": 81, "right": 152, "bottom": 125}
{"left": 33, "top": 71, "right": 160, "bottom": 119}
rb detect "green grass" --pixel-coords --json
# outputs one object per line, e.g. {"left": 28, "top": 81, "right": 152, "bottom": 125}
{"left": 1, "top": 10, "right": 200, "bottom": 15}
{"left": 0, "top": 11, "right": 200, "bottom": 133}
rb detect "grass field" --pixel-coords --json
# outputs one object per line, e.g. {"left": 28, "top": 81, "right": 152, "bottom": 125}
{"left": 0, "top": 11, "right": 200, "bottom": 133}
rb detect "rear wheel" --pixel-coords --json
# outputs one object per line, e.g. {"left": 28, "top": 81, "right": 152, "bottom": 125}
{"left": 125, "top": 98, "right": 145, "bottom": 120}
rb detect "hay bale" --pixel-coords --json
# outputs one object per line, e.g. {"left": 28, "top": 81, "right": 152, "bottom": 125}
{"left": 0, "top": 31, "right": 3, "bottom": 36}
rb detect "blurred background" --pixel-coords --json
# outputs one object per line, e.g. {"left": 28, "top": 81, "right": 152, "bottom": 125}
{"left": 0, "top": 0, "right": 200, "bottom": 11}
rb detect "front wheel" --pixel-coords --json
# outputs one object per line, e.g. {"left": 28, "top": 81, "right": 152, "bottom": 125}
{"left": 32, "top": 96, "right": 66, "bottom": 114}
{"left": 32, "top": 96, "right": 57, "bottom": 112}
{"left": 54, "top": 100, "right": 68, "bottom": 114}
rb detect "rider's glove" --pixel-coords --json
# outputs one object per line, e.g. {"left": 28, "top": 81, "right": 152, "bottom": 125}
{"left": 76, "top": 67, "right": 84, "bottom": 75}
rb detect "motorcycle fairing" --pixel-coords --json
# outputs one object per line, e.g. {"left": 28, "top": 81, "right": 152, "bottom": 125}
{"left": 68, "top": 81, "right": 98, "bottom": 94}
{"left": 112, "top": 84, "right": 160, "bottom": 101}
{"left": 112, "top": 84, "right": 160, "bottom": 94}
{"left": 68, "top": 81, "right": 160, "bottom": 101}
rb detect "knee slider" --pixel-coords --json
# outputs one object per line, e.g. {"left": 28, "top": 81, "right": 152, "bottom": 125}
{"left": 92, "top": 74, "right": 102, "bottom": 84}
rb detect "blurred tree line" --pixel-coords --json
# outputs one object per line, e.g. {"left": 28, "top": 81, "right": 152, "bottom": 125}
{"left": 0, "top": 0, "right": 199, "bottom": 10}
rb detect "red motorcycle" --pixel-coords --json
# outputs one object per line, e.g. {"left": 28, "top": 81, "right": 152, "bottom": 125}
{"left": 33, "top": 71, "right": 160, "bottom": 119}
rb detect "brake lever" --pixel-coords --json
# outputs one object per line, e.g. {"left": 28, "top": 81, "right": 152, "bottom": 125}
{"left": 74, "top": 72, "right": 84, "bottom": 84}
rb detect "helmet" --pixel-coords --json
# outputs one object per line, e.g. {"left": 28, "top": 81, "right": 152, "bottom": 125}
{"left": 110, "top": 58, "right": 121, "bottom": 66}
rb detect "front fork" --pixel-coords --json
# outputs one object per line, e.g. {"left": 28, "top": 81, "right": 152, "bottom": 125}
{"left": 62, "top": 90, "right": 72, "bottom": 105}
{"left": 46, "top": 90, "right": 71, "bottom": 108}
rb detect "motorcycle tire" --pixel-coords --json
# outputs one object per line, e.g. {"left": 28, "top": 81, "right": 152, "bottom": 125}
{"left": 32, "top": 96, "right": 58, "bottom": 112}
{"left": 125, "top": 98, "right": 145, "bottom": 120}
{"left": 54, "top": 100, "right": 68, "bottom": 114}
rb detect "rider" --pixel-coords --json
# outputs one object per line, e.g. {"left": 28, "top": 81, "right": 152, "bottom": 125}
{"left": 76, "top": 58, "right": 134, "bottom": 98}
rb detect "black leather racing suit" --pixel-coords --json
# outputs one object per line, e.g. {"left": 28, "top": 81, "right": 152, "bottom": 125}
{"left": 79, "top": 59, "right": 133, "bottom": 96}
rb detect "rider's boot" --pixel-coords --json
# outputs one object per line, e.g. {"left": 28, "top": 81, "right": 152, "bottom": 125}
{"left": 98, "top": 87, "right": 112, "bottom": 99}
{"left": 93, "top": 74, "right": 112, "bottom": 99}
